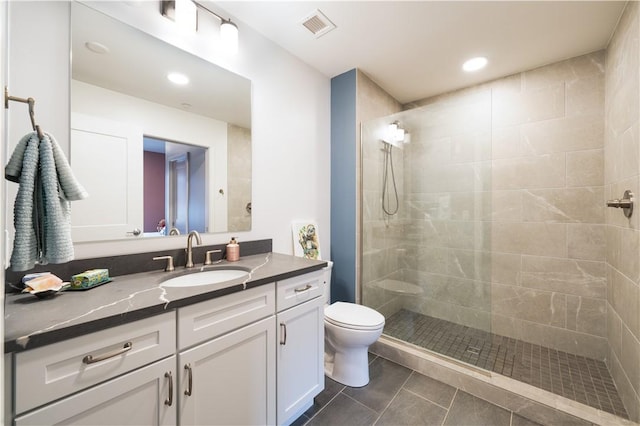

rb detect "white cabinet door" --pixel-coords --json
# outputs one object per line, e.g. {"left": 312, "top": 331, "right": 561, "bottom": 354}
{"left": 15, "top": 356, "right": 176, "bottom": 426}
{"left": 179, "top": 316, "right": 276, "bottom": 426}
{"left": 70, "top": 112, "right": 143, "bottom": 242}
{"left": 277, "top": 296, "right": 325, "bottom": 425}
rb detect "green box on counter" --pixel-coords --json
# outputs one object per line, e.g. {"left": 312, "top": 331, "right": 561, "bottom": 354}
{"left": 70, "top": 269, "right": 110, "bottom": 289}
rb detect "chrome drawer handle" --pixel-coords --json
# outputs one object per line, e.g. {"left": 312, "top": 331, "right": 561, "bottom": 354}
{"left": 164, "top": 371, "right": 173, "bottom": 406}
{"left": 280, "top": 323, "right": 287, "bottom": 345}
{"left": 82, "top": 342, "right": 132, "bottom": 364}
{"left": 184, "top": 364, "right": 193, "bottom": 396}
{"left": 294, "top": 284, "right": 312, "bottom": 293}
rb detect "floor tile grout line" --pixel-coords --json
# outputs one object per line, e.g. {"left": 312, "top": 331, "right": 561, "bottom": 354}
{"left": 340, "top": 391, "right": 383, "bottom": 418}
{"left": 401, "top": 386, "right": 456, "bottom": 412}
{"left": 440, "top": 388, "right": 459, "bottom": 426}
{"left": 302, "top": 383, "right": 346, "bottom": 425}
{"left": 371, "top": 371, "right": 415, "bottom": 425}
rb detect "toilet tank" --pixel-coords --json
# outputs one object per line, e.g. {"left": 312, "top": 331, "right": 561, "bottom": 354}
{"left": 322, "top": 261, "right": 333, "bottom": 304}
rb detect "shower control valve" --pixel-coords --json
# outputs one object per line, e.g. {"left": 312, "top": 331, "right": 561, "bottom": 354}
{"left": 606, "top": 190, "right": 634, "bottom": 218}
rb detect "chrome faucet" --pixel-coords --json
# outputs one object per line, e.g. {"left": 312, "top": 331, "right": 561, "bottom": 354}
{"left": 185, "top": 230, "right": 202, "bottom": 268}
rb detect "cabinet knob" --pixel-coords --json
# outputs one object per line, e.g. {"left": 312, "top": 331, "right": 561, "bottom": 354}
{"left": 126, "top": 228, "right": 142, "bottom": 236}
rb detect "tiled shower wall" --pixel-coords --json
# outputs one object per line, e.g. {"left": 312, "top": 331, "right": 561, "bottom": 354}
{"left": 604, "top": 1, "right": 640, "bottom": 421}
{"left": 227, "top": 124, "right": 252, "bottom": 232}
{"left": 486, "top": 52, "right": 607, "bottom": 360}
{"left": 363, "top": 50, "right": 608, "bottom": 361}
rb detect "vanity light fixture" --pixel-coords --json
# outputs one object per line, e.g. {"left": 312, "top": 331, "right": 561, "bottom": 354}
{"left": 161, "top": 0, "right": 197, "bottom": 32}
{"left": 161, "top": 0, "right": 239, "bottom": 55}
{"left": 462, "top": 56, "right": 488, "bottom": 72}
{"left": 219, "top": 18, "right": 239, "bottom": 55}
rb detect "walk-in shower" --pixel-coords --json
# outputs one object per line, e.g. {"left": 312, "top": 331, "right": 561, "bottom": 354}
{"left": 361, "top": 51, "right": 631, "bottom": 422}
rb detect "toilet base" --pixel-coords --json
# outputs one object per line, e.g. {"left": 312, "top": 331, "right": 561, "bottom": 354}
{"left": 324, "top": 347, "right": 370, "bottom": 388}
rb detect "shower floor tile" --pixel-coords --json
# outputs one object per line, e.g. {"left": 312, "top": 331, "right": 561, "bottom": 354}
{"left": 384, "top": 309, "right": 629, "bottom": 419}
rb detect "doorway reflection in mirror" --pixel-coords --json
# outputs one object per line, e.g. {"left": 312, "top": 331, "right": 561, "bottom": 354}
{"left": 143, "top": 137, "right": 207, "bottom": 237}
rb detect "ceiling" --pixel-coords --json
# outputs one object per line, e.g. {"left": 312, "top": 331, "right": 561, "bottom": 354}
{"left": 72, "top": 2, "right": 252, "bottom": 128}
{"left": 217, "top": 1, "right": 627, "bottom": 104}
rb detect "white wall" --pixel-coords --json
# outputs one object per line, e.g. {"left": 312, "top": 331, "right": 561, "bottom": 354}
{"left": 4, "top": 1, "right": 331, "bottom": 260}
{"left": 72, "top": 79, "right": 229, "bottom": 234}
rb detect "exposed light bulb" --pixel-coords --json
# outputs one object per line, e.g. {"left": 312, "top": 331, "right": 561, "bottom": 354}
{"left": 175, "top": 0, "right": 197, "bottom": 31}
{"left": 220, "top": 19, "right": 238, "bottom": 54}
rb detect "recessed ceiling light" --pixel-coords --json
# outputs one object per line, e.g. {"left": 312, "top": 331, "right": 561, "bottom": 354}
{"left": 462, "top": 56, "right": 488, "bottom": 72}
{"left": 85, "top": 41, "right": 109, "bottom": 54}
{"left": 167, "top": 72, "right": 189, "bottom": 85}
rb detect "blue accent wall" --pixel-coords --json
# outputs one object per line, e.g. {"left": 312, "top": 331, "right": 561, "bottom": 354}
{"left": 330, "top": 69, "right": 356, "bottom": 303}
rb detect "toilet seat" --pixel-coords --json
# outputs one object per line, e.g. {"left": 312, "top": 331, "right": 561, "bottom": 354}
{"left": 325, "top": 302, "right": 385, "bottom": 331}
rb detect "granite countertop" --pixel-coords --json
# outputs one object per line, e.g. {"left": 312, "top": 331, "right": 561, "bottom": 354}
{"left": 4, "top": 252, "right": 327, "bottom": 353}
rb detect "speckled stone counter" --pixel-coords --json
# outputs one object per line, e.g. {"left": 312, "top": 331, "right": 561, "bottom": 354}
{"left": 5, "top": 252, "right": 327, "bottom": 353}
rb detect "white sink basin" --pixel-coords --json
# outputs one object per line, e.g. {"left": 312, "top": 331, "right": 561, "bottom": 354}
{"left": 161, "top": 269, "right": 250, "bottom": 288}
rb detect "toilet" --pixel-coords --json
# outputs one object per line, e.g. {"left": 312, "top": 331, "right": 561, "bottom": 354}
{"left": 322, "top": 261, "right": 385, "bottom": 387}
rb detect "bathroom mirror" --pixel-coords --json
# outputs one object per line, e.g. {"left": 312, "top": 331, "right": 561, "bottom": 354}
{"left": 69, "top": 2, "right": 252, "bottom": 242}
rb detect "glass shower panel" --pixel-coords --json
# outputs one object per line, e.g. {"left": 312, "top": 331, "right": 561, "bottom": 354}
{"left": 361, "top": 89, "right": 492, "bottom": 359}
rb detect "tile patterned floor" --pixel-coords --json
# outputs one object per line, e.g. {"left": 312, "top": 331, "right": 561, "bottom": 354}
{"left": 383, "top": 309, "right": 629, "bottom": 419}
{"left": 294, "top": 354, "right": 591, "bottom": 426}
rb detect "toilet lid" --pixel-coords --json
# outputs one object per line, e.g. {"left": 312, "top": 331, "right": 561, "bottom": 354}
{"left": 325, "top": 302, "right": 385, "bottom": 330}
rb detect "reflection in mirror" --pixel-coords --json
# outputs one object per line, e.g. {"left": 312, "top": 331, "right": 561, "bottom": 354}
{"left": 143, "top": 137, "right": 207, "bottom": 237}
{"left": 70, "top": 2, "right": 251, "bottom": 243}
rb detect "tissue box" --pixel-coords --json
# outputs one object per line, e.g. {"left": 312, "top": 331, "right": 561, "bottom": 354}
{"left": 70, "top": 269, "right": 110, "bottom": 290}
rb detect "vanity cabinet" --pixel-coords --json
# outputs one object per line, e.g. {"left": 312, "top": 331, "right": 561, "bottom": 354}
{"left": 15, "top": 356, "right": 176, "bottom": 426}
{"left": 12, "top": 313, "right": 176, "bottom": 424}
{"left": 7, "top": 269, "right": 326, "bottom": 426}
{"left": 176, "top": 283, "right": 276, "bottom": 426}
{"left": 276, "top": 271, "right": 325, "bottom": 425}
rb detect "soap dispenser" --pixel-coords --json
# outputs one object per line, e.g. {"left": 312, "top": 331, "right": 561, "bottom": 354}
{"left": 226, "top": 237, "right": 240, "bottom": 262}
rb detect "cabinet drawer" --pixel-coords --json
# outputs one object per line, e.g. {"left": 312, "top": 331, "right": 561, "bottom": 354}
{"left": 178, "top": 283, "right": 275, "bottom": 349}
{"left": 276, "top": 270, "right": 324, "bottom": 312}
{"left": 15, "top": 312, "right": 176, "bottom": 414}
{"left": 15, "top": 356, "right": 176, "bottom": 426}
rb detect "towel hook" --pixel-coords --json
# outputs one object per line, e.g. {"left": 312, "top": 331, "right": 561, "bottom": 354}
{"left": 4, "top": 86, "right": 44, "bottom": 139}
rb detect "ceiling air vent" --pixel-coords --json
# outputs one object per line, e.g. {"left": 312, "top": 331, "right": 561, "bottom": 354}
{"left": 300, "top": 9, "right": 336, "bottom": 38}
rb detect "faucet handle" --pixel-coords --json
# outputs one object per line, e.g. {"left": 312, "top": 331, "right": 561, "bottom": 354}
{"left": 153, "top": 255, "right": 175, "bottom": 272}
{"left": 204, "top": 250, "right": 222, "bottom": 265}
